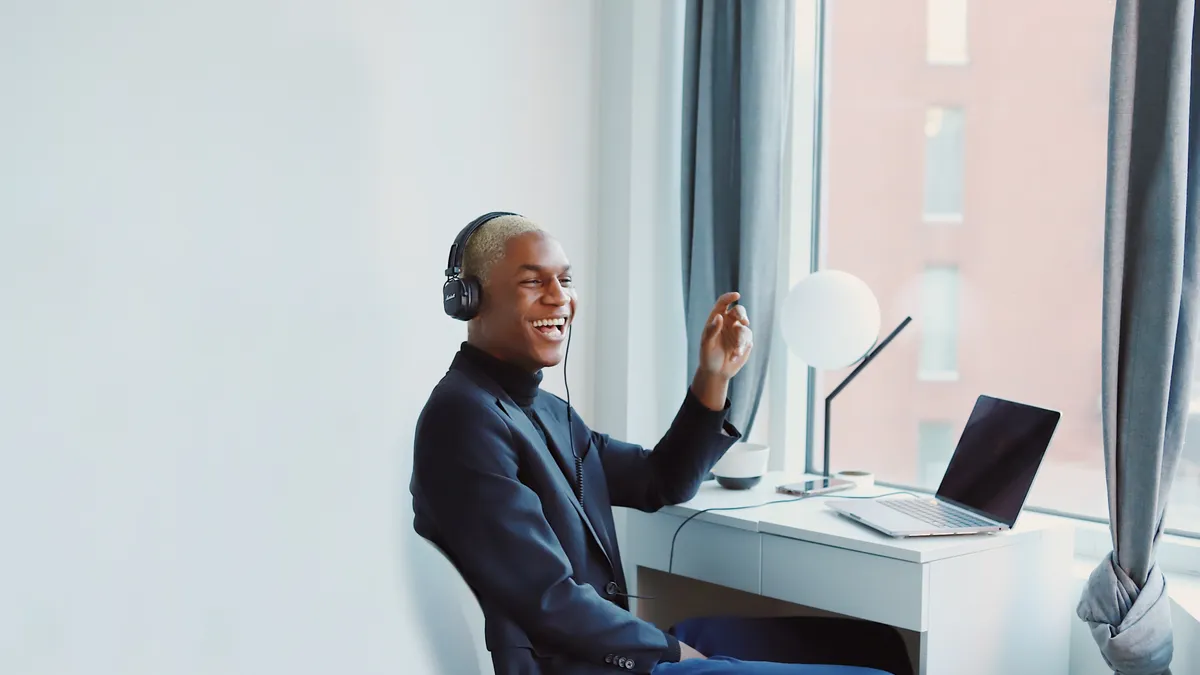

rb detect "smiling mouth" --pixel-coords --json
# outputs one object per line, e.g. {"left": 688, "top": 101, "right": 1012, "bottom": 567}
{"left": 531, "top": 317, "right": 568, "bottom": 337}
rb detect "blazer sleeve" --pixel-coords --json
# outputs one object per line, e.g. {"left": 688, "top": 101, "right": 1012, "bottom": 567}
{"left": 595, "top": 389, "right": 742, "bottom": 512}
{"left": 412, "top": 397, "right": 679, "bottom": 673}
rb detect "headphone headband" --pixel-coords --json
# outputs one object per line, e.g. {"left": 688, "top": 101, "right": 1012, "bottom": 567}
{"left": 442, "top": 210, "right": 521, "bottom": 321}
{"left": 445, "top": 211, "right": 520, "bottom": 278}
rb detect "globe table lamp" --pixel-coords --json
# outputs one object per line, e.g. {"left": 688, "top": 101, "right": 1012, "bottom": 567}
{"left": 779, "top": 270, "right": 912, "bottom": 477}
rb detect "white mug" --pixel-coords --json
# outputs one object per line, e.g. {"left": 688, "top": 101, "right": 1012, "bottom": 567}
{"left": 711, "top": 443, "right": 770, "bottom": 490}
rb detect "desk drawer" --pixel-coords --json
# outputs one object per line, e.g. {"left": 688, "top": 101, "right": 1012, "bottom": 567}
{"left": 760, "top": 534, "right": 927, "bottom": 631}
{"left": 625, "top": 510, "right": 761, "bottom": 594}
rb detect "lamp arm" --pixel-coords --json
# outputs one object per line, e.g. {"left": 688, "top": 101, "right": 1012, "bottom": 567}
{"left": 822, "top": 316, "right": 913, "bottom": 477}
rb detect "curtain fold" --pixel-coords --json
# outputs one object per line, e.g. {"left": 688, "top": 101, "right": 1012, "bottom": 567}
{"left": 681, "top": 0, "right": 795, "bottom": 435}
{"left": 1076, "top": 1, "right": 1200, "bottom": 673}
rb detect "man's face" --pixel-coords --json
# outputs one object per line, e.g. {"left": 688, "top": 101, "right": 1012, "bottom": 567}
{"left": 473, "top": 232, "right": 576, "bottom": 371}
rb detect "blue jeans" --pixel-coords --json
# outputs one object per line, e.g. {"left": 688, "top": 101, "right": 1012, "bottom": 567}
{"left": 652, "top": 656, "right": 892, "bottom": 674}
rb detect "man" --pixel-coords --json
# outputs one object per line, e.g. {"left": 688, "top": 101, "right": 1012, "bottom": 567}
{"left": 411, "top": 213, "right": 891, "bottom": 675}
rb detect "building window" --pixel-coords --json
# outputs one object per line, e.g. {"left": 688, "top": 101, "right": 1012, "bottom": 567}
{"left": 918, "top": 265, "right": 960, "bottom": 379}
{"left": 926, "top": 0, "right": 968, "bottom": 65}
{"left": 918, "top": 421, "right": 958, "bottom": 487}
{"left": 923, "top": 107, "right": 965, "bottom": 221}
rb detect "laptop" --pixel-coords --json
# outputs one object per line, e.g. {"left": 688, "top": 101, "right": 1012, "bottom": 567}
{"left": 826, "top": 395, "right": 1060, "bottom": 537}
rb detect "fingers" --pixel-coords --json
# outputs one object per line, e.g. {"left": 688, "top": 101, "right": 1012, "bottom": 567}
{"left": 706, "top": 291, "right": 741, "bottom": 326}
{"left": 727, "top": 303, "right": 749, "bottom": 327}
{"left": 702, "top": 312, "right": 724, "bottom": 345}
{"left": 701, "top": 292, "right": 755, "bottom": 371}
{"left": 731, "top": 324, "right": 753, "bottom": 359}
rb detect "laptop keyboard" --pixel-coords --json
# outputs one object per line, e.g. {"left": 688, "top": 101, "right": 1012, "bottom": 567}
{"left": 878, "top": 498, "right": 994, "bottom": 529}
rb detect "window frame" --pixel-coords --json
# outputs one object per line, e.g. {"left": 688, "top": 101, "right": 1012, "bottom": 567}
{"left": 774, "top": 0, "right": 1200, "bottom": 553}
{"left": 921, "top": 105, "right": 967, "bottom": 223}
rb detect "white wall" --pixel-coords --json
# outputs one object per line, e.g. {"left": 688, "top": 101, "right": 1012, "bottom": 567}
{"left": 593, "top": 0, "right": 687, "bottom": 447}
{"left": 0, "top": 1, "right": 597, "bottom": 673}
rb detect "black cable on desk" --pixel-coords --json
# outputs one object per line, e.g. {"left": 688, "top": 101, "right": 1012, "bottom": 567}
{"left": 666, "top": 491, "right": 918, "bottom": 576}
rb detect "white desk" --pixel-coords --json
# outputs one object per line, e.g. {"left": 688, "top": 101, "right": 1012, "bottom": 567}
{"left": 624, "top": 472, "right": 1075, "bottom": 675}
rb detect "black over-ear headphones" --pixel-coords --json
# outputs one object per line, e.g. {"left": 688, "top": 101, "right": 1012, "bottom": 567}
{"left": 443, "top": 211, "right": 520, "bottom": 320}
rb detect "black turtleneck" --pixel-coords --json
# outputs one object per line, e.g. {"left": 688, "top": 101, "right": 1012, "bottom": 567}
{"left": 458, "top": 342, "right": 542, "bottom": 405}
{"left": 458, "top": 342, "right": 553, "bottom": 447}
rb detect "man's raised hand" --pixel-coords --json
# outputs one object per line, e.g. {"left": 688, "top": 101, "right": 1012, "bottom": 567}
{"left": 698, "top": 291, "right": 753, "bottom": 381}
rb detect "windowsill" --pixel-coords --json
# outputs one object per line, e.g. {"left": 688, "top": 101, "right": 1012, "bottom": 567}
{"left": 1171, "top": 573, "right": 1200, "bottom": 622}
{"left": 1067, "top": 517, "right": 1200, "bottom": 576}
{"left": 1052, "top": 514, "right": 1200, "bottom": 623}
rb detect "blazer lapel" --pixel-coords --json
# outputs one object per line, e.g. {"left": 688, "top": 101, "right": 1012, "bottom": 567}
{"left": 535, "top": 399, "right": 620, "bottom": 568}
{"left": 494, "top": 396, "right": 616, "bottom": 573}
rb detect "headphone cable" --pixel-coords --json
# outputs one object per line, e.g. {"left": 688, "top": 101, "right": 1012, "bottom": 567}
{"left": 564, "top": 322, "right": 583, "bottom": 508}
{"left": 565, "top": 322, "right": 653, "bottom": 600}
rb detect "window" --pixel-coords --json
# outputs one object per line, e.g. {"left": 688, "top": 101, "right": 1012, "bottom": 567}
{"left": 1180, "top": 350, "right": 1200, "bottom": 529}
{"left": 917, "top": 421, "right": 957, "bottom": 487}
{"left": 918, "top": 265, "right": 960, "bottom": 379}
{"left": 923, "top": 107, "right": 965, "bottom": 221}
{"left": 779, "top": 0, "right": 1200, "bottom": 539}
{"left": 926, "top": 0, "right": 968, "bottom": 65}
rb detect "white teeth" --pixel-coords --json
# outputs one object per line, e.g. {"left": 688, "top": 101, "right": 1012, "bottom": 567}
{"left": 532, "top": 318, "right": 567, "bottom": 327}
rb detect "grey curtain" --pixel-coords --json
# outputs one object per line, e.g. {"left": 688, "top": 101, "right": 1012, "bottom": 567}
{"left": 1076, "top": 2, "right": 1200, "bottom": 674}
{"left": 681, "top": 0, "right": 794, "bottom": 434}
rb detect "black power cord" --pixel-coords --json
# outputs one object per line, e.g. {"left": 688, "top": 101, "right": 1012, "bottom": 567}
{"left": 666, "top": 491, "right": 919, "bottom": 576}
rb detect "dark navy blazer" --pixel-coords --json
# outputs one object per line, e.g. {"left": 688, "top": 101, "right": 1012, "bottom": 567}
{"left": 411, "top": 348, "right": 740, "bottom": 674}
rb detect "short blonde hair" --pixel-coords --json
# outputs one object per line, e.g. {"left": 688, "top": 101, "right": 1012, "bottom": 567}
{"left": 461, "top": 215, "right": 543, "bottom": 283}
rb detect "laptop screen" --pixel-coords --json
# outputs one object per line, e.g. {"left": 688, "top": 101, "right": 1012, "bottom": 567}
{"left": 935, "top": 395, "right": 1061, "bottom": 527}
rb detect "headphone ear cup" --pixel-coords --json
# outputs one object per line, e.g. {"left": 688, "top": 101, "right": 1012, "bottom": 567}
{"left": 443, "top": 276, "right": 482, "bottom": 321}
{"left": 458, "top": 276, "right": 482, "bottom": 320}
{"left": 443, "top": 278, "right": 466, "bottom": 320}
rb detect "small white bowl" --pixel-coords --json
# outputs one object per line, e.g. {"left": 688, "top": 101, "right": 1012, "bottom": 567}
{"left": 710, "top": 443, "right": 770, "bottom": 489}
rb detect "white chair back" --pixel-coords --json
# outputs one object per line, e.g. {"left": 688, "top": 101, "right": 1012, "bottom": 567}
{"left": 415, "top": 537, "right": 492, "bottom": 675}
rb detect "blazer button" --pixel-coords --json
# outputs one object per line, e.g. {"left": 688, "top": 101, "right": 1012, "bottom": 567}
{"left": 626, "top": 660, "right": 635, "bottom": 670}
{"left": 605, "top": 654, "right": 613, "bottom": 663}
{"left": 617, "top": 656, "right": 627, "bottom": 668}
{"left": 605, "top": 581, "right": 619, "bottom": 596}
